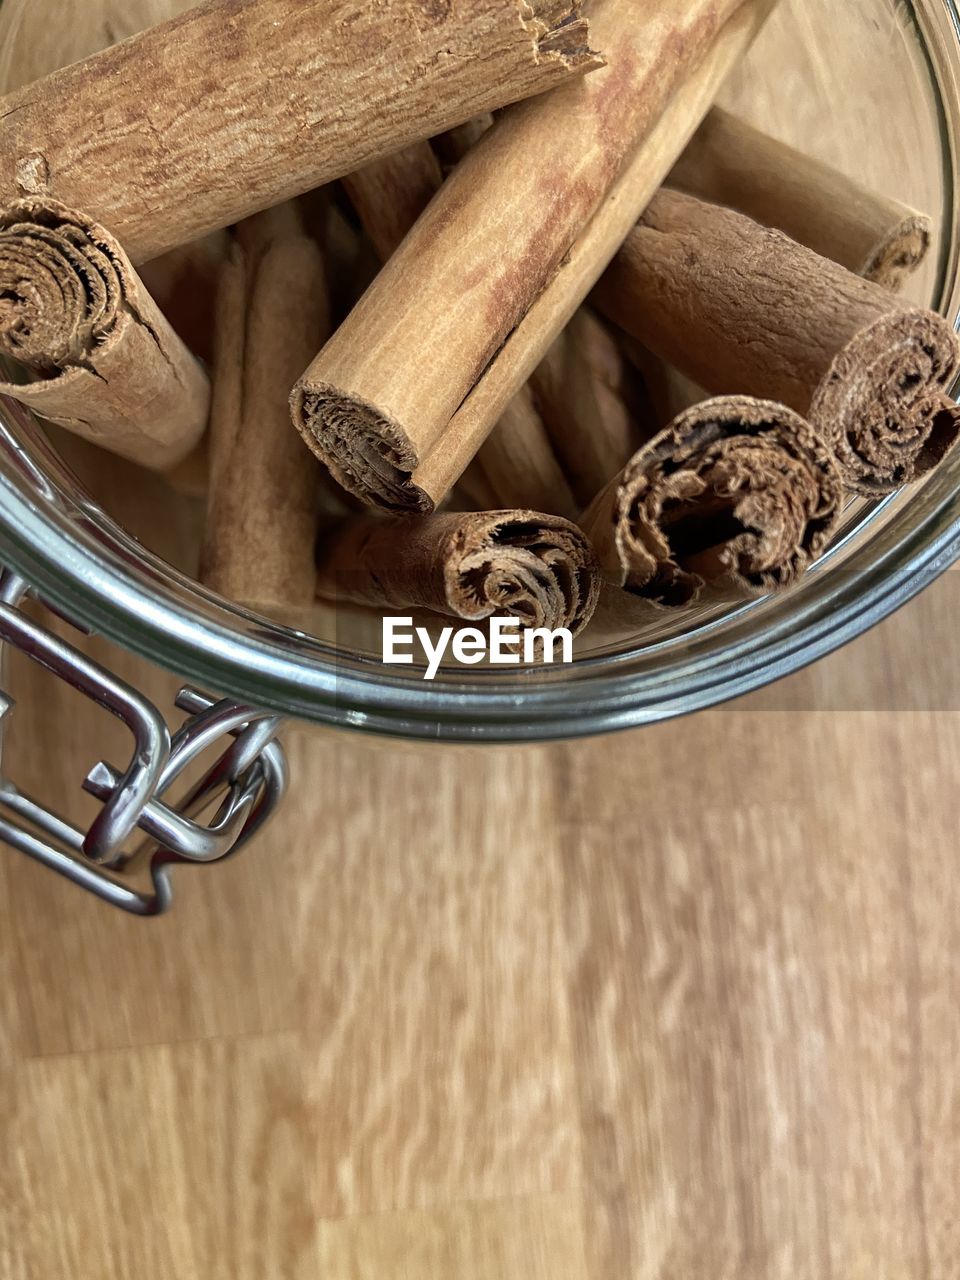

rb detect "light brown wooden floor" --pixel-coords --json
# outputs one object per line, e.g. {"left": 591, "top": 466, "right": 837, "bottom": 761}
{"left": 2, "top": 565, "right": 960, "bottom": 1279}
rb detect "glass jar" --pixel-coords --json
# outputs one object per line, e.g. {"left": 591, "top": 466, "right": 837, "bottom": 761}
{"left": 1, "top": 0, "right": 958, "bottom": 751}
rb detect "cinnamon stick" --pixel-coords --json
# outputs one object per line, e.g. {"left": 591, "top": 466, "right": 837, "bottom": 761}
{"left": 0, "top": 199, "right": 209, "bottom": 468}
{"left": 580, "top": 397, "right": 843, "bottom": 608}
{"left": 199, "top": 204, "right": 331, "bottom": 614}
{"left": 531, "top": 307, "right": 649, "bottom": 508}
{"left": 342, "top": 144, "right": 444, "bottom": 263}
{"left": 341, "top": 142, "right": 574, "bottom": 514}
{"left": 0, "top": 0, "right": 600, "bottom": 265}
{"left": 593, "top": 189, "right": 960, "bottom": 495}
{"left": 463, "top": 386, "right": 578, "bottom": 515}
{"left": 0, "top": 0, "right": 229, "bottom": 378}
{"left": 670, "top": 108, "right": 932, "bottom": 290}
{"left": 316, "top": 510, "right": 600, "bottom": 637}
{"left": 292, "top": 0, "right": 771, "bottom": 514}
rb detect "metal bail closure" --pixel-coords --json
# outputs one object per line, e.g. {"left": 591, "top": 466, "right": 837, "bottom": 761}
{"left": 0, "top": 565, "right": 288, "bottom": 915}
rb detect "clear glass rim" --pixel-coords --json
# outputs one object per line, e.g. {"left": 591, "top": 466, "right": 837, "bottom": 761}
{"left": 0, "top": 0, "right": 959, "bottom": 744}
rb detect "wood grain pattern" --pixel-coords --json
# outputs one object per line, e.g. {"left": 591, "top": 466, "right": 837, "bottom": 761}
{"left": 3, "top": 0, "right": 960, "bottom": 1277}
{"left": 5, "top": 588, "right": 960, "bottom": 1277}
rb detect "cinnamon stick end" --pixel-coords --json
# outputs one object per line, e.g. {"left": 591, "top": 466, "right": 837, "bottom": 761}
{"left": 290, "top": 380, "right": 433, "bottom": 515}
{"left": 446, "top": 509, "right": 600, "bottom": 636}
{"left": 813, "top": 308, "right": 960, "bottom": 495}
{"left": 527, "top": 2, "right": 604, "bottom": 73}
{"left": 861, "top": 213, "right": 933, "bottom": 289}
{"left": 591, "top": 396, "right": 844, "bottom": 609}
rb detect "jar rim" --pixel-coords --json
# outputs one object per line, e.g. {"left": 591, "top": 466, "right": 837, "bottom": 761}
{"left": 1, "top": 0, "right": 959, "bottom": 742}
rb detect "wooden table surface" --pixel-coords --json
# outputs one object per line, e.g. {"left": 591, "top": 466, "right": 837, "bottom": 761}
{"left": 2, "top": 2, "right": 960, "bottom": 1276}
{"left": 3, "top": 569, "right": 960, "bottom": 1280}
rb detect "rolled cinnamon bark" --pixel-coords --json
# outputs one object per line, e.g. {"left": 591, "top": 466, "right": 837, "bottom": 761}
{"left": 341, "top": 141, "right": 574, "bottom": 515}
{"left": 0, "top": 0, "right": 226, "bottom": 485}
{"left": 580, "top": 397, "right": 843, "bottom": 608}
{"left": 531, "top": 307, "right": 649, "bottom": 508}
{"left": 0, "top": 0, "right": 600, "bottom": 264}
{"left": 464, "top": 386, "right": 578, "bottom": 515}
{"left": 316, "top": 510, "right": 600, "bottom": 636}
{"left": 293, "top": 0, "right": 770, "bottom": 514}
{"left": 199, "top": 204, "right": 331, "bottom": 614}
{"left": 593, "top": 189, "right": 960, "bottom": 495}
{"left": 417, "top": 2, "right": 774, "bottom": 514}
{"left": 432, "top": 116, "right": 495, "bottom": 174}
{"left": 670, "top": 108, "right": 932, "bottom": 290}
{"left": 0, "top": 199, "right": 209, "bottom": 468}
{"left": 342, "top": 144, "right": 444, "bottom": 263}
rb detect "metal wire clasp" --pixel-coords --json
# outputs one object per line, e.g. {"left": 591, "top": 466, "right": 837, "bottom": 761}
{"left": 0, "top": 567, "right": 288, "bottom": 914}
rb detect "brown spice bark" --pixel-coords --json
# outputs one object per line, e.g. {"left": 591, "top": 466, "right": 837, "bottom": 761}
{"left": 341, "top": 144, "right": 444, "bottom": 263}
{"left": 341, "top": 141, "right": 574, "bottom": 515}
{"left": 416, "top": 0, "right": 774, "bottom": 510}
{"left": 593, "top": 188, "right": 960, "bottom": 495}
{"left": 316, "top": 510, "right": 600, "bottom": 636}
{"left": 0, "top": 199, "right": 208, "bottom": 468}
{"left": 531, "top": 307, "right": 650, "bottom": 508}
{"left": 199, "top": 204, "right": 331, "bottom": 614}
{"left": 580, "top": 397, "right": 843, "bottom": 608}
{"left": 0, "top": 0, "right": 227, "bottom": 494}
{"left": 670, "top": 108, "right": 932, "bottom": 289}
{"left": 462, "top": 386, "right": 577, "bottom": 516}
{"left": 293, "top": 0, "right": 770, "bottom": 514}
{"left": 0, "top": 0, "right": 599, "bottom": 265}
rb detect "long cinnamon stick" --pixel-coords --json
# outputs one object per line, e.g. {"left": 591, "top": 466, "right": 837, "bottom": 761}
{"left": 316, "top": 510, "right": 599, "bottom": 636}
{"left": 531, "top": 307, "right": 648, "bottom": 508}
{"left": 670, "top": 108, "right": 932, "bottom": 289}
{"left": 414, "top": 0, "right": 774, "bottom": 509}
{"left": 341, "top": 144, "right": 444, "bottom": 263}
{"left": 293, "top": 0, "right": 770, "bottom": 514}
{"left": 463, "top": 386, "right": 577, "bottom": 515}
{"left": 580, "top": 397, "right": 843, "bottom": 608}
{"left": 0, "top": 199, "right": 208, "bottom": 468}
{"left": 0, "top": 0, "right": 599, "bottom": 265}
{"left": 593, "top": 189, "right": 960, "bottom": 495}
{"left": 199, "top": 204, "right": 330, "bottom": 614}
{"left": 293, "top": 0, "right": 773, "bottom": 512}
{"left": 341, "top": 142, "right": 574, "bottom": 514}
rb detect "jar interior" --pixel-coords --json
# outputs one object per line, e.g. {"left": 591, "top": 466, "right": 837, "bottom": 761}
{"left": 0, "top": 0, "right": 957, "bottom": 726}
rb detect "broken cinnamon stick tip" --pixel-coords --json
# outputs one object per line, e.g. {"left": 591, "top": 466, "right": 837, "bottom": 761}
{"left": 812, "top": 308, "right": 960, "bottom": 495}
{"left": 582, "top": 397, "right": 843, "bottom": 610}
{"left": 529, "top": 2, "right": 602, "bottom": 72}
{"left": 316, "top": 509, "right": 601, "bottom": 637}
{"left": 861, "top": 213, "right": 932, "bottom": 288}
{"left": 0, "top": 197, "right": 208, "bottom": 468}
{"left": 290, "top": 381, "right": 433, "bottom": 515}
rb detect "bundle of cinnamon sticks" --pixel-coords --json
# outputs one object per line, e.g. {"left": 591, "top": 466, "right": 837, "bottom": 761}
{"left": 0, "top": 0, "right": 956, "bottom": 671}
